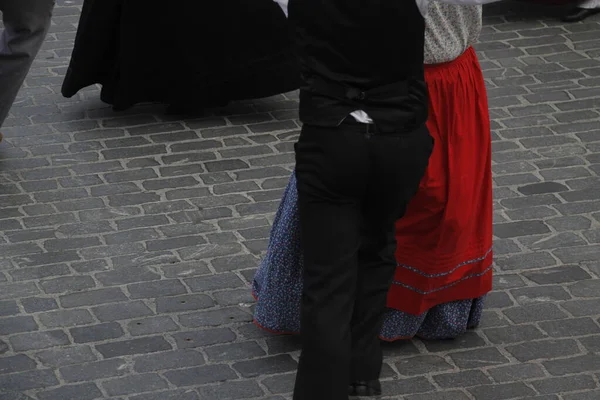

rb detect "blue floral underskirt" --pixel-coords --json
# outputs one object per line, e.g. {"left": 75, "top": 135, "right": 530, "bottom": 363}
{"left": 252, "top": 172, "right": 485, "bottom": 341}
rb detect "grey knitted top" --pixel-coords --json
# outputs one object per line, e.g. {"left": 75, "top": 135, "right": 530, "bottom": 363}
{"left": 424, "top": 2, "right": 482, "bottom": 65}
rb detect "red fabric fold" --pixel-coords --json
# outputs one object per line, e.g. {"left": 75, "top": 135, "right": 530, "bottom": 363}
{"left": 388, "top": 47, "right": 494, "bottom": 315}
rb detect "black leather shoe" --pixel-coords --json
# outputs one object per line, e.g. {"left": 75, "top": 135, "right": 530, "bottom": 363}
{"left": 349, "top": 380, "right": 382, "bottom": 397}
{"left": 562, "top": 7, "right": 600, "bottom": 23}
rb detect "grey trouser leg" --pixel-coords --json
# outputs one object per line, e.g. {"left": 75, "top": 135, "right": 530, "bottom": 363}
{"left": 0, "top": 0, "right": 55, "bottom": 127}
{"left": 580, "top": 0, "right": 600, "bottom": 8}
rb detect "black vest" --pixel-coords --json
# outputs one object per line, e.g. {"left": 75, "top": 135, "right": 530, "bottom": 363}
{"left": 288, "top": 0, "right": 428, "bottom": 133}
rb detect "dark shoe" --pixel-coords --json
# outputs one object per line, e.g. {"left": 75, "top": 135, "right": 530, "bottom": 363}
{"left": 563, "top": 7, "right": 600, "bottom": 23}
{"left": 349, "top": 380, "right": 382, "bottom": 397}
{"left": 0, "top": 132, "right": 3, "bottom": 143}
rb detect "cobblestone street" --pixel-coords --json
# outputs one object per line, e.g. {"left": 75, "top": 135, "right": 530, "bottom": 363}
{"left": 1, "top": 1, "right": 600, "bottom": 399}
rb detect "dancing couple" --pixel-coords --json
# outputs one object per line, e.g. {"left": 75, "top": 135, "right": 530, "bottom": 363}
{"left": 254, "top": 0, "right": 500, "bottom": 399}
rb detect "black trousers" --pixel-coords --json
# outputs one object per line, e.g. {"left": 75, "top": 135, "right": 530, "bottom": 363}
{"left": 293, "top": 121, "right": 433, "bottom": 400}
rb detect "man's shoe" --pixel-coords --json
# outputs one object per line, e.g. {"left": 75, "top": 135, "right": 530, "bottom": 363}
{"left": 563, "top": 7, "right": 600, "bottom": 23}
{"left": 0, "top": 132, "right": 3, "bottom": 143}
{"left": 349, "top": 380, "right": 382, "bottom": 397}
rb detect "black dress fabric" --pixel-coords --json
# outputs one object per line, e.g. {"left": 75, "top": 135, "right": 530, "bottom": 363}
{"left": 61, "top": 0, "right": 300, "bottom": 111}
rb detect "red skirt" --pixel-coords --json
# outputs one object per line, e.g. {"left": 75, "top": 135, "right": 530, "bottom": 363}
{"left": 388, "top": 47, "right": 493, "bottom": 315}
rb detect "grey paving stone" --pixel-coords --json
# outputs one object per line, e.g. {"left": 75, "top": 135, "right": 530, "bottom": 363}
{"left": 500, "top": 194, "right": 561, "bottom": 210}
{"left": 40, "top": 276, "right": 96, "bottom": 294}
{"left": 96, "top": 336, "right": 172, "bottom": 358}
{"left": 127, "top": 316, "right": 179, "bottom": 336}
{"left": 518, "top": 182, "right": 569, "bottom": 195}
{"left": 568, "top": 279, "right": 600, "bottom": 297}
{"left": 38, "top": 309, "right": 94, "bottom": 328}
{"left": 563, "top": 390, "right": 600, "bottom": 400}
{"left": 129, "top": 389, "right": 200, "bottom": 400}
{"left": 261, "top": 373, "right": 295, "bottom": 394}
{"left": 127, "top": 279, "right": 187, "bottom": 299}
{"left": 36, "top": 383, "right": 103, "bottom": 400}
{"left": 10, "top": 264, "right": 71, "bottom": 282}
{"left": 92, "top": 301, "right": 154, "bottom": 322}
{"left": 59, "top": 358, "right": 129, "bottom": 382}
{"left": 103, "top": 228, "right": 161, "bottom": 245}
{"left": 214, "top": 288, "right": 256, "bottom": 306}
{"left": 503, "top": 303, "right": 569, "bottom": 323}
{"left": 155, "top": 294, "right": 215, "bottom": 313}
{"left": 147, "top": 236, "right": 207, "bottom": 252}
{"left": 0, "top": 339, "right": 10, "bottom": 354}
{"left": 519, "top": 232, "right": 588, "bottom": 251}
{"left": 60, "top": 288, "right": 128, "bottom": 308}
{"left": 468, "top": 382, "right": 536, "bottom": 400}
{"left": 495, "top": 252, "right": 557, "bottom": 271}
{"left": 112, "top": 251, "right": 179, "bottom": 269}
{"left": 160, "top": 262, "right": 211, "bottom": 279}
{"left": 35, "top": 346, "right": 97, "bottom": 367}
{"left": 197, "top": 380, "right": 265, "bottom": 400}
{"left": 482, "top": 292, "right": 514, "bottom": 309}
{"left": 70, "top": 322, "right": 125, "bottom": 344}
{"left": 579, "top": 335, "right": 600, "bottom": 353}
{"left": 483, "top": 325, "right": 547, "bottom": 345}
{"left": 539, "top": 318, "right": 600, "bottom": 338}
{"left": 532, "top": 374, "right": 597, "bottom": 395}
{"left": 0, "top": 355, "right": 37, "bottom": 375}
{"left": 133, "top": 349, "right": 205, "bottom": 373}
{"left": 102, "top": 373, "right": 169, "bottom": 396}
{"left": 206, "top": 341, "right": 266, "bottom": 363}
{"left": 10, "top": 330, "right": 70, "bottom": 352}
{"left": 562, "top": 299, "right": 600, "bottom": 317}
{"left": 172, "top": 328, "right": 237, "bottom": 349}
{"left": 505, "top": 339, "right": 581, "bottom": 362}
{"left": 96, "top": 267, "right": 161, "bottom": 286}
{"left": 158, "top": 220, "right": 215, "bottom": 236}
{"left": 178, "top": 243, "right": 244, "bottom": 261}
{"left": 380, "top": 377, "right": 436, "bottom": 396}
{"left": 543, "top": 354, "right": 600, "bottom": 376}
{"left": 432, "top": 370, "right": 492, "bottom": 388}
{"left": 405, "top": 391, "right": 471, "bottom": 400}
{"left": 0, "top": 369, "right": 59, "bottom": 391}
{"left": 381, "top": 341, "right": 420, "bottom": 357}
{"left": 395, "top": 355, "right": 454, "bottom": 376}
{"left": 492, "top": 274, "right": 527, "bottom": 290}
{"left": 449, "top": 347, "right": 510, "bottom": 369}
{"left": 233, "top": 355, "right": 298, "bottom": 378}
{"left": 178, "top": 307, "right": 253, "bottom": 328}
{"left": 0, "top": 316, "right": 38, "bottom": 335}
{"left": 184, "top": 273, "right": 245, "bottom": 293}
{"left": 487, "top": 363, "right": 547, "bottom": 383}
{"left": 494, "top": 221, "right": 551, "bottom": 238}
{"left": 265, "top": 336, "right": 302, "bottom": 355}
{"left": 510, "top": 285, "right": 571, "bottom": 304}
{"left": 6, "top": 228, "right": 56, "bottom": 243}
{"left": 164, "top": 364, "right": 238, "bottom": 386}
{"left": 523, "top": 265, "right": 592, "bottom": 285}
{"left": 554, "top": 245, "right": 600, "bottom": 263}
{"left": 13, "top": 251, "right": 80, "bottom": 268}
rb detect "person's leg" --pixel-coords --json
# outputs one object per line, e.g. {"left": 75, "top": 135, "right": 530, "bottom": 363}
{"left": 293, "top": 123, "right": 369, "bottom": 400}
{"left": 0, "top": 0, "right": 55, "bottom": 127}
{"left": 349, "top": 125, "right": 433, "bottom": 395}
{"left": 563, "top": 0, "right": 600, "bottom": 22}
{"left": 579, "top": 0, "right": 600, "bottom": 8}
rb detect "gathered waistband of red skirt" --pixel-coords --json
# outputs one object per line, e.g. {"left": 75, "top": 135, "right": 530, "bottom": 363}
{"left": 424, "top": 46, "right": 477, "bottom": 73}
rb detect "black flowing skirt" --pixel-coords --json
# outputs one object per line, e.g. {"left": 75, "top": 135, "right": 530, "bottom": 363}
{"left": 61, "top": 0, "right": 300, "bottom": 111}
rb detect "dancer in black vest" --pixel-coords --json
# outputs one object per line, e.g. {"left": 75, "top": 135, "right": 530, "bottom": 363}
{"left": 286, "top": 0, "right": 500, "bottom": 399}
